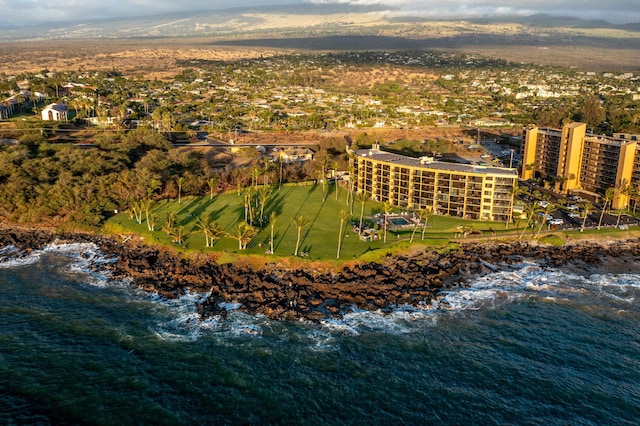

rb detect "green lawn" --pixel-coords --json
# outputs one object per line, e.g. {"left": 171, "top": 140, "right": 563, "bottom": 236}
{"left": 105, "top": 183, "right": 516, "bottom": 261}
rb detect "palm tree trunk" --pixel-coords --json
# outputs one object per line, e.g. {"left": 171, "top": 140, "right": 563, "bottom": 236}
{"left": 383, "top": 213, "right": 388, "bottom": 243}
{"left": 410, "top": 222, "right": 419, "bottom": 243}
{"left": 294, "top": 229, "right": 302, "bottom": 256}
{"left": 270, "top": 225, "right": 275, "bottom": 254}
{"left": 337, "top": 221, "right": 344, "bottom": 259}
{"left": 597, "top": 203, "right": 606, "bottom": 230}
{"left": 534, "top": 219, "right": 546, "bottom": 238}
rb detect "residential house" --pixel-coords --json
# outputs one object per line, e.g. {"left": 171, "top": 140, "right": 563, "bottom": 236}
{"left": 41, "top": 103, "right": 69, "bottom": 121}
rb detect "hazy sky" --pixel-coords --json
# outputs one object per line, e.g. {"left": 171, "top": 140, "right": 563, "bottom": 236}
{"left": 1, "top": 0, "right": 638, "bottom": 27}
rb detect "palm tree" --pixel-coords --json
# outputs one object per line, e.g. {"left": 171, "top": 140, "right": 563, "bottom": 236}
{"left": 357, "top": 191, "right": 371, "bottom": 235}
{"left": 207, "top": 176, "right": 217, "bottom": 200}
{"left": 333, "top": 160, "right": 340, "bottom": 201}
{"left": 268, "top": 211, "right": 278, "bottom": 254}
{"left": 171, "top": 226, "right": 189, "bottom": 245}
{"left": 141, "top": 199, "right": 153, "bottom": 230}
{"left": 162, "top": 211, "right": 177, "bottom": 235}
{"left": 251, "top": 167, "right": 260, "bottom": 187}
{"left": 148, "top": 213, "right": 159, "bottom": 232}
{"left": 506, "top": 184, "right": 524, "bottom": 229}
{"left": 631, "top": 185, "right": 639, "bottom": 214}
{"left": 228, "top": 222, "right": 257, "bottom": 250}
{"left": 346, "top": 159, "right": 356, "bottom": 214}
{"left": 196, "top": 215, "right": 219, "bottom": 247}
{"left": 579, "top": 202, "right": 594, "bottom": 232}
{"left": 534, "top": 203, "right": 556, "bottom": 238}
{"left": 278, "top": 158, "right": 284, "bottom": 190}
{"left": 129, "top": 199, "right": 144, "bottom": 224}
{"left": 291, "top": 213, "right": 310, "bottom": 256}
{"left": 615, "top": 180, "right": 632, "bottom": 228}
{"left": 519, "top": 203, "right": 541, "bottom": 239}
{"left": 336, "top": 209, "right": 350, "bottom": 259}
{"left": 382, "top": 201, "right": 392, "bottom": 243}
{"left": 317, "top": 156, "right": 329, "bottom": 201}
{"left": 409, "top": 213, "right": 421, "bottom": 243}
{"left": 597, "top": 187, "right": 615, "bottom": 230}
{"left": 257, "top": 186, "right": 271, "bottom": 226}
{"left": 176, "top": 176, "right": 185, "bottom": 204}
{"left": 262, "top": 157, "right": 271, "bottom": 186}
{"left": 419, "top": 207, "right": 434, "bottom": 240}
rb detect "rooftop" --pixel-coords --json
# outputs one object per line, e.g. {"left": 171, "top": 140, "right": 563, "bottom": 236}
{"left": 353, "top": 147, "right": 517, "bottom": 178}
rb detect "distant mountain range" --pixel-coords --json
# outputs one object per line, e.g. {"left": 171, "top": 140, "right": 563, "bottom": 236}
{"left": 391, "top": 13, "right": 640, "bottom": 31}
{"left": 1, "top": 4, "right": 638, "bottom": 41}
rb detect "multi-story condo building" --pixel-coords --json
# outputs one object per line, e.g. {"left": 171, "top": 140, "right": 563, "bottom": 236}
{"left": 521, "top": 123, "right": 638, "bottom": 209}
{"left": 351, "top": 145, "right": 518, "bottom": 222}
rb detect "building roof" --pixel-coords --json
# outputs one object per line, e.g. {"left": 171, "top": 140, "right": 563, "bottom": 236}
{"left": 42, "top": 103, "right": 68, "bottom": 112}
{"left": 353, "top": 148, "right": 517, "bottom": 178}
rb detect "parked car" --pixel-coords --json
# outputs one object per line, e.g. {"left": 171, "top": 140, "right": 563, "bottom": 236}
{"left": 549, "top": 218, "right": 564, "bottom": 225}
{"left": 538, "top": 201, "right": 549, "bottom": 208}
{"left": 568, "top": 212, "right": 581, "bottom": 218}
{"left": 536, "top": 212, "right": 553, "bottom": 221}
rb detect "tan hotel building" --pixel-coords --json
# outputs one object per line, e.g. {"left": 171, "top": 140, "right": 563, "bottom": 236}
{"left": 521, "top": 122, "right": 639, "bottom": 209}
{"left": 352, "top": 145, "right": 518, "bottom": 222}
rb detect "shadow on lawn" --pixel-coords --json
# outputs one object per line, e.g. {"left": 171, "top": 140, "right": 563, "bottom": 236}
{"left": 175, "top": 198, "right": 226, "bottom": 227}
{"left": 273, "top": 185, "right": 323, "bottom": 252}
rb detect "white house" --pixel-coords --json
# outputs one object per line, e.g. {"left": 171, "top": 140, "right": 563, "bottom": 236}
{"left": 41, "top": 103, "right": 68, "bottom": 121}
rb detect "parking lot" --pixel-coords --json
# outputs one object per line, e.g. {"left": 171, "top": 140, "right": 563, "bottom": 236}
{"left": 517, "top": 181, "right": 639, "bottom": 231}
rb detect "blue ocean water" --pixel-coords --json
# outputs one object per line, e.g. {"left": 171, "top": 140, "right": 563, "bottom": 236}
{"left": 1, "top": 243, "right": 639, "bottom": 425}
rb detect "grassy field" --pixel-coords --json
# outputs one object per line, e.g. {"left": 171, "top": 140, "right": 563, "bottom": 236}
{"left": 105, "top": 183, "right": 515, "bottom": 261}
{"left": 105, "top": 182, "right": 640, "bottom": 262}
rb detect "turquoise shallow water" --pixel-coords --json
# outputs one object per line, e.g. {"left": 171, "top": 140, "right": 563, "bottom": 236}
{"left": 1, "top": 244, "right": 639, "bottom": 425}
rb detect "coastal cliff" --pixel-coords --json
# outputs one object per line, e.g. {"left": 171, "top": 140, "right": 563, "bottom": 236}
{"left": 2, "top": 229, "right": 640, "bottom": 321}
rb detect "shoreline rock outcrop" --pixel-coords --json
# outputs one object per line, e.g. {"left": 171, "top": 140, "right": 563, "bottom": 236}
{"left": 2, "top": 228, "right": 640, "bottom": 321}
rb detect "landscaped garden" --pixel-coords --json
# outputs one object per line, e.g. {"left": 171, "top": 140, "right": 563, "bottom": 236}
{"left": 105, "top": 182, "right": 520, "bottom": 262}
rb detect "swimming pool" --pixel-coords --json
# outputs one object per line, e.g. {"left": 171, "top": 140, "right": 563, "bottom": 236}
{"left": 387, "top": 217, "right": 411, "bottom": 226}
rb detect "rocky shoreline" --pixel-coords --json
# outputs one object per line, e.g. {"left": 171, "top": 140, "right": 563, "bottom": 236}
{"left": 2, "top": 228, "right": 640, "bottom": 321}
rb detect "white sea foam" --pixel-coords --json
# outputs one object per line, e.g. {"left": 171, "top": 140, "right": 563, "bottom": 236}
{"left": 142, "top": 260, "right": 640, "bottom": 345}
{"left": 153, "top": 291, "right": 207, "bottom": 342}
{"left": 0, "top": 251, "right": 42, "bottom": 269}
{"left": 41, "top": 242, "right": 117, "bottom": 287}
{"left": 0, "top": 241, "right": 119, "bottom": 286}
{"left": 151, "top": 291, "right": 269, "bottom": 342}
{"left": 306, "top": 328, "right": 338, "bottom": 351}
{"left": 0, "top": 245, "right": 18, "bottom": 255}
{"left": 588, "top": 273, "right": 640, "bottom": 303}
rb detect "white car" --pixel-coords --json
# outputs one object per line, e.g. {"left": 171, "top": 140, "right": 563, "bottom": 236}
{"left": 538, "top": 201, "right": 549, "bottom": 208}
{"left": 568, "top": 212, "right": 581, "bottom": 218}
{"left": 567, "top": 204, "right": 579, "bottom": 211}
{"left": 548, "top": 218, "right": 564, "bottom": 225}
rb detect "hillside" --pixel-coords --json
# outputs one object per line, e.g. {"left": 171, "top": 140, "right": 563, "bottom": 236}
{"left": 1, "top": 4, "right": 639, "bottom": 72}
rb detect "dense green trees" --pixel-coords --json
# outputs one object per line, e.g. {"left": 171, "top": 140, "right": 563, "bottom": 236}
{"left": 0, "top": 128, "right": 205, "bottom": 227}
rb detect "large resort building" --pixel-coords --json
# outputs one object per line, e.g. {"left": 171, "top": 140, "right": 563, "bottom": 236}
{"left": 521, "top": 122, "right": 639, "bottom": 209}
{"left": 351, "top": 144, "right": 518, "bottom": 222}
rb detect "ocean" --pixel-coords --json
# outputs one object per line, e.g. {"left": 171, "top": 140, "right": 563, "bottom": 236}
{"left": 1, "top": 243, "right": 639, "bottom": 425}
